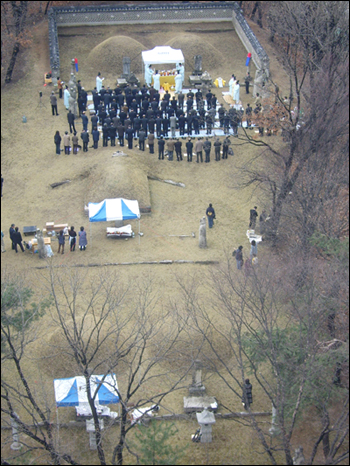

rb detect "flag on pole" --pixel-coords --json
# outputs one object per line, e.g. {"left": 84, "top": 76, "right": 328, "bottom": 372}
{"left": 74, "top": 58, "right": 78, "bottom": 72}
{"left": 245, "top": 53, "right": 252, "bottom": 67}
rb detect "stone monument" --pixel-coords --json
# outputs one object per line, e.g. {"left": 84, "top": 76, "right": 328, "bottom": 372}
{"left": 36, "top": 229, "right": 47, "bottom": 259}
{"left": 122, "top": 57, "right": 131, "bottom": 78}
{"left": 194, "top": 55, "right": 203, "bottom": 76}
{"left": 86, "top": 418, "right": 104, "bottom": 450}
{"left": 293, "top": 446, "right": 305, "bottom": 465}
{"left": 199, "top": 217, "right": 207, "bottom": 248}
{"left": 269, "top": 406, "right": 281, "bottom": 437}
{"left": 189, "top": 360, "right": 206, "bottom": 396}
{"left": 196, "top": 408, "right": 216, "bottom": 443}
{"left": 10, "top": 412, "right": 22, "bottom": 451}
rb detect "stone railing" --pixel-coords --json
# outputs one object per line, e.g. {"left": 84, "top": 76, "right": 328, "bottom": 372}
{"left": 48, "top": 1, "right": 269, "bottom": 84}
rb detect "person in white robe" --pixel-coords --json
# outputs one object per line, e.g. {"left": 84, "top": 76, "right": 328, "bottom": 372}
{"left": 175, "top": 72, "right": 183, "bottom": 94}
{"left": 178, "top": 63, "right": 185, "bottom": 83}
{"left": 233, "top": 81, "right": 240, "bottom": 104}
{"left": 96, "top": 72, "right": 104, "bottom": 93}
{"left": 145, "top": 65, "right": 154, "bottom": 86}
{"left": 63, "top": 86, "right": 70, "bottom": 110}
{"left": 153, "top": 70, "right": 161, "bottom": 91}
{"left": 229, "top": 74, "right": 235, "bottom": 95}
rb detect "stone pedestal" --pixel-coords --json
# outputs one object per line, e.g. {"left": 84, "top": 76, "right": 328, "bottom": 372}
{"left": 10, "top": 413, "right": 22, "bottom": 451}
{"left": 196, "top": 408, "right": 216, "bottom": 443}
{"left": 183, "top": 396, "right": 218, "bottom": 413}
{"left": 86, "top": 418, "right": 104, "bottom": 450}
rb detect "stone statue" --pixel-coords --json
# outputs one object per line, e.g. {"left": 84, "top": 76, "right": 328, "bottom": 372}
{"left": 36, "top": 229, "right": 46, "bottom": 259}
{"left": 293, "top": 446, "right": 305, "bottom": 465}
{"left": 199, "top": 217, "right": 207, "bottom": 248}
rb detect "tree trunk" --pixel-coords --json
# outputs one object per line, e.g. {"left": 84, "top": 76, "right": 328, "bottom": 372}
{"left": 5, "top": 42, "right": 20, "bottom": 83}
{"left": 113, "top": 407, "right": 128, "bottom": 465}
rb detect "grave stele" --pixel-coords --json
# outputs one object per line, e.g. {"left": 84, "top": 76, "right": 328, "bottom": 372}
{"left": 269, "top": 405, "right": 281, "bottom": 437}
{"left": 122, "top": 57, "right": 131, "bottom": 77}
{"left": 198, "top": 217, "right": 207, "bottom": 249}
{"left": 10, "top": 412, "right": 22, "bottom": 451}
{"left": 189, "top": 359, "right": 206, "bottom": 396}
{"left": 194, "top": 55, "right": 202, "bottom": 75}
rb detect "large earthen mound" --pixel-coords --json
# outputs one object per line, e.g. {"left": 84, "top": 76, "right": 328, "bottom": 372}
{"left": 166, "top": 33, "right": 225, "bottom": 72}
{"left": 87, "top": 35, "right": 145, "bottom": 74}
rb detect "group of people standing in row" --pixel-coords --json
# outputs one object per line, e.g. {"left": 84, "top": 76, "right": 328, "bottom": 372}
{"left": 57, "top": 226, "right": 87, "bottom": 254}
{"left": 51, "top": 71, "right": 260, "bottom": 156}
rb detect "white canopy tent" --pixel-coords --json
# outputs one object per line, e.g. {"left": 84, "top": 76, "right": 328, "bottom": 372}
{"left": 142, "top": 46, "right": 185, "bottom": 82}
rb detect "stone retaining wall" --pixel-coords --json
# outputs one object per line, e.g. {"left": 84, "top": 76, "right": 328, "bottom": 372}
{"left": 48, "top": 1, "right": 269, "bottom": 83}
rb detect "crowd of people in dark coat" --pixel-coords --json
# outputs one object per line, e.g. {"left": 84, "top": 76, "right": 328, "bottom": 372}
{"left": 52, "top": 80, "right": 263, "bottom": 157}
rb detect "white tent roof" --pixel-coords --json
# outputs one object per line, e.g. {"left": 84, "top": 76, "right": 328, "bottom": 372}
{"left": 142, "top": 46, "right": 185, "bottom": 65}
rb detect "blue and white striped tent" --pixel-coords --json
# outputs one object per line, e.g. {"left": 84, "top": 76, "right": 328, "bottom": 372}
{"left": 54, "top": 374, "right": 119, "bottom": 408}
{"left": 88, "top": 198, "right": 140, "bottom": 222}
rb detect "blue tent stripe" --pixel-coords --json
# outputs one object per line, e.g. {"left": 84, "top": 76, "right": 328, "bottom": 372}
{"left": 95, "top": 377, "right": 119, "bottom": 404}
{"left": 57, "top": 379, "right": 79, "bottom": 407}
{"left": 121, "top": 200, "right": 138, "bottom": 220}
{"left": 90, "top": 201, "right": 107, "bottom": 222}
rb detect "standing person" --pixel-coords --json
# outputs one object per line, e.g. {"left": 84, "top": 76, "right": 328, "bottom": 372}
{"left": 57, "top": 230, "right": 65, "bottom": 254}
{"left": 145, "top": 65, "right": 154, "bottom": 86}
{"left": 229, "top": 74, "right": 235, "bottom": 96}
{"left": 138, "top": 129, "right": 146, "bottom": 151}
{"left": 174, "top": 138, "right": 182, "bottom": 161}
{"left": 90, "top": 114, "right": 98, "bottom": 133}
{"left": 245, "top": 103, "right": 252, "bottom": 127}
{"left": 117, "top": 124, "right": 125, "bottom": 147}
{"left": 249, "top": 206, "right": 258, "bottom": 229}
{"left": 222, "top": 137, "right": 231, "bottom": 159}
{"left": 81, "top": 129, "right": 89, "bottom": 152}
{"left": 126, "top": 125, "right": 134, "bottom": 149}
{"left": 170, "top": 115, "right": 177, "bottom": 138}
{"left": 1, "top": 231, "right": 5, "bottom": 253}
{"left": 9, "top": 224, "right": 15, "bottom": 250}
{"left": 13, "top": 227, "right": 25, "bottom": 253}
{"left": 109, "top": 123, "right": 116, "bottom": 147}
{"left": 1, "top": 174, "right": 3, "bottom": 197}
{"left": 233, "top": 81, "right": 240, "bottom": 104}
{"left": 250, "top": 240, "right": 258, "bottom": 259}
{"left": 72, "top": 131, "right": 79, "bottom": 154}
{"left": 63, "top": 85, "right": 70, "bottom": 110}
{"left": 57, "top": 77, "right": 63, "bottom": 99}
{"left": 102, "top": 123, "right": 109, "bottom": 147}
{"left": 63, "top": 131, "right": 70, "bottom": 155}
{"left": 153, "top": 70, "right": 161, "bottom": 91}
{"left": 68, "top": 226, "right": 77, "bottom": 252}
{"left": 242, "top": 379, "right": 253, "bottom": 410}
{"left": 166, "top": 139, "right": 175, "bottom": 161}
{"left": 79, "top": 226, "right": 87, "bottom": 251}
{"left": 206, "top": 203, "right": 216, "bottom": 229}
{"left": 50, "top": 91, "right": 59, "bottom": 116}
{"left": 235, "top": 245, "right": 244, "bottom": 270}
{"left": 186, "top": 138, "right": 193, "bottom": 162}
{"left": 175, "top": 71, "right": 183, "bottom": 94}
{"left": 92, "top": 127, "right": 100, "bottom": 149}
{"left": 195, "top": 138, "right": 204, "bottom": 163}
{"left": 245, "top": 72, "right": 252, "bottom": 94}
{"left": 203, "top": 137, "right": 211, "bottom": 163}
{"left": 81, "top": 111, "right": 88, "bottom": 132}
{"left": 214, "top": 138, "right": 221, "bottom": 161}
{"left": 54, "top": 130, "right": 62, "bottom": 155}
{"left": 147, "top": 131, "right": 155, "bottom": 154}
{"left": 96, "top": 72, "right": 104, "bottom": 93}
{"left": 158, "top": 136, "right": 165, "bottom": 160}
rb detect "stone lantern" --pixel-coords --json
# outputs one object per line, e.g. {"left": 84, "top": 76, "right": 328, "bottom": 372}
{"left": 196, "top": 407, "right": 215, "bottom": 443}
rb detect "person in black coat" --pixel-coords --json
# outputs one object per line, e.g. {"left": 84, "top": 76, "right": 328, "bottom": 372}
{"left": 242, "top": 379, "right": 253, "bottom": 410}
{"left": 138, "top": 129, "right": 146, "bottom": 151}
{"left": 158, "top": 136, "right": 165, "bottom": 160}
{"left": 162, "top": 116, "right": 169, "bottom": 137}
{"left": 109, "top": 124, "right": 116, "bottom": 146}
{"left": 102, "top": 124, "right": 109, "bottom": 147}
{"left": 133, "top": 115, "right": 141, "bottom": 137}
{"left": 54, "top": 130, "right": 62, "bottom": 155}
{"left": 174, "top": 139, "right": 183, "bottom": 161}
{"left": 13, "top": 227, "right": 24, "bottom": 253}
{"left": 81, "top": 130, "right": 89, "bottom": 152}
{"left": 186, "top": 138, "right": 193, "bottom": 162}
{"left": 81, "top": 112, "right": 88, "bottom": 132}
{"left": 91, "top": 114, "right": 98, "bottom": 133}
{"left": 67, "top": 110, "right": 76, "bottom": 134}
{"left": 249, "top": 206, "right": 258, "bottom": 229}
{"left": 117, "top": 124, "right": 125, "bottom": 147}
{"left": 155, "top": 115, "right": 163, "bottom": 138}
{"left": 126, "top": 126, "right": 134, "bottom": 149}
{"left": 92, "top": 127, "right": 100, "bottom": 149}
{"left": 9, "top": 224, "right": 16, "bottom": 250}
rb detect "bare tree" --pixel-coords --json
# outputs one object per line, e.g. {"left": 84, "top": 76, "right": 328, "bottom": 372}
{"left": 174, "top": 254, "right": 349, "bottom": 465}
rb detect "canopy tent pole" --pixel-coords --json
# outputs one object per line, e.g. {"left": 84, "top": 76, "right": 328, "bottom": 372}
{"left": 139, "top": 219, "right": 140, "bottom": 245}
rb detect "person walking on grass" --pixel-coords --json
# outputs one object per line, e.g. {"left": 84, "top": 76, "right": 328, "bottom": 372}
{"left": 79, "top": 226, "right": 87, "bottom": 251}
{"left": 206, "top": 203, "right": 216, "bottom": 228}
{"left": 13, "top": 227, "right": 25, "bottom": 253}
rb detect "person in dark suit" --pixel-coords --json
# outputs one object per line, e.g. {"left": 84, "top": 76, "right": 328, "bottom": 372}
{"left": 126, "top": 125, "right": 134, "bottom": 149}
{"left": 92, "top": 127, "right": 100, "bottom": 149}
{"left": 249, "top": 206, "right": 258, "bottom": 229}
{"left": 13, "top": 227, "right": 25, "bottom": 253}
{"left": 50, "top": 91, "right": 59, "bottom": 116}
{"left": 81, "top": 130, "right": 89, "bottom": 152}
{"left": 102, "top": 124, "right": 109, "bottom": 147}
{"left": 133, "top": 115, "right": 141, "bottom": 137}
{"left": 203, "top": 138, "right": 211, "bottom": 163}
{"left": 158, "top": 136, "right": 165, "bottom": 160}
{"left": 186, "top": 138, "right": 193, "bottom": 162}
{"left": 67, "top": 110, "right": 76, "bottom": 134}
{"left": 117, "top": 124, "right": 125, "bottom": 147}
{"left": 81, "top": 112, "right": 88, "bottom": 131}
{"left": 109, "top": 124, "right": 116, "bottom": 147}
{"left": 90, "top": 114, "right": 98, "bottom": 133}
{"left": 174, "top": 139, "right": 183, "bottom": 161}
{"left": 147, "top": 132, "right": 155, "bottom": 154}
{"left": 138, "top": 129, "right": 146, "bottom": 151}
{"left": 9, "top": 224, "right": 15, "bottom": 250}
